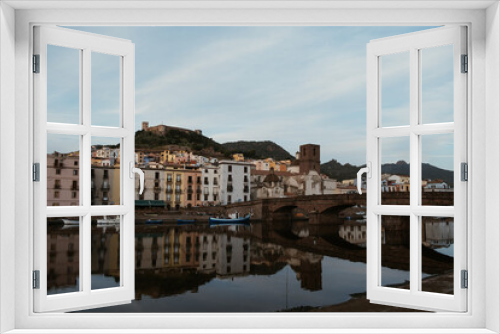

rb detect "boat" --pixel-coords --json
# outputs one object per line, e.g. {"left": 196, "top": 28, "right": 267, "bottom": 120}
{"left": 177, "top": 219, "right": 196, "bottom": 225}
{"left": 209, "top": 214, "right": 250, "bottom": 226}
{"left": 62, "top": 219, "right": 79, "bottom": 225}
{"left": 145, "top": 218, "right": 163, "bottom": 225}
{"left": 97, "top": 216, "right": 120, "bottom": 226}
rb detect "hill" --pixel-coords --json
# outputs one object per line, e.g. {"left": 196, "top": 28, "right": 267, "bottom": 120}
{"left": 135, "top": 130, "right": 294, "bottom": 161}
{"left": 321, "top": 159, "right": 454, "bottom": 185}
{"left": 135, "top": 129, "right": 229, "bottom": 157}
{"left": 221, "top": 141, "right": 295, "bottom": 161}
{"left": 320, "top": 159, "right": 361, "bottom": 182}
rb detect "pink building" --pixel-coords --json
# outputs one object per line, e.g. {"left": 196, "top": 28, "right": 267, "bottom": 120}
{"left": 47, "top": 153, "right": 80, "bottom": 206}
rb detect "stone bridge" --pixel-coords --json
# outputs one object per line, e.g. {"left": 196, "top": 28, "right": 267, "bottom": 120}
{"left": 225, "top": 192, "right": 454, "bottom": 225}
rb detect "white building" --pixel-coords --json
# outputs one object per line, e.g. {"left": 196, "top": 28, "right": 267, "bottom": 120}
{"left": 201, "top": 165, "right": 220, "bottom": 206}
{"left": 219, "top": 161, "right": 252, "bottom": 205}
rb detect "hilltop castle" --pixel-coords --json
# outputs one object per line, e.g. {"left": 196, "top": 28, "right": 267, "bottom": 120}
{"left": 142, "top": 121, "right": 202, "bottom": 136}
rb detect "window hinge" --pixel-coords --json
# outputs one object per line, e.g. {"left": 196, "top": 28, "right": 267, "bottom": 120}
{"left": 461, "top": 162, "right": 468, "bottom": 181}
{"left": 33, "top": 54, "right": 40, "bottom": 73}
{"left": 461, "top": 270, "right": 468, "bottom": 289}
{"left": 33, "top": 270, "right": 40, "bottom": 289}
{"left": 461, "top": 54, "right": 468, "bottom": 73}
{"left": 33, "top": 163, "right": 40, "bottom": 182}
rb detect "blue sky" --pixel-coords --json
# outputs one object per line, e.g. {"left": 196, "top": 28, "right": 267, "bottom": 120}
{"left": 47, "top": 26, "right": 454, "bottom": 170}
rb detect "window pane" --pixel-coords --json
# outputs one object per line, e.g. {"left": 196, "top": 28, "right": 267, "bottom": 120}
{"left": 92, "top": 216, "right": 121, "bottom": 290}
{"left": 421, "top": 216, "right": 454, "bottom": 294}
{"left": 47, "top": 134, "right": 80, "bottom": 207}
{"left": 421, "top": 45, "right": 454, "bottom": 124}
{"left": 91, "top": 137, "right": 121, "bottom": 205}
{"left": 381, "top": 136, "right": 410, "bottom": 205}
{"left": 47, "top": 45, "right": 80, "bottom": 124}
{"left": 381, "top": 215, "right": 410, "bottom": 289}
{"left": 421, "top": 133, "right": 454, "bottom": 206}
{"left": 47, "top": 217, "right": 80, "bottom": 295}
{"left": 381, "top": 52, "right": 410, "bottom": 127}
{"left": 91, "top": 52, "right": 121, "bottom": 127}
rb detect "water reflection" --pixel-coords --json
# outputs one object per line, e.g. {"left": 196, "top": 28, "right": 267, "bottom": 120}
{"left": 46, "top": 216, "right": 454, "bottom": 312}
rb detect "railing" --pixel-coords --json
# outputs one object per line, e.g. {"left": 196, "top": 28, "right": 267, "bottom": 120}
{"left": 167, "top": 188, "right": 173, "bottom": 194}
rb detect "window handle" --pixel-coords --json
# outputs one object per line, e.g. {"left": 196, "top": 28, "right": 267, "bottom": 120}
{"left": 130, "top": 162, "right": 145, "bottom": 195}
{"left": 356, "top": 162, "right": 371, "bottom": 195}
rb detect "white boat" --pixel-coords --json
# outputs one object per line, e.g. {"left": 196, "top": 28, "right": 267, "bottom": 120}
{"left": 97, "top": 216, "right": 120, "bottom": 226}
{"left": 62, "top": 219, "right": 79, "bottom": 225}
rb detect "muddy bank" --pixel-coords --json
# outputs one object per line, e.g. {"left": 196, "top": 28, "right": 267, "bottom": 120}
{"left": 310, "top": 272, "right": 453, "bottom": 312}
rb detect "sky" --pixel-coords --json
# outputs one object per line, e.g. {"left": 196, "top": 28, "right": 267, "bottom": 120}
{"left": 47, "top": 26, "right": 454, "bottom": 170}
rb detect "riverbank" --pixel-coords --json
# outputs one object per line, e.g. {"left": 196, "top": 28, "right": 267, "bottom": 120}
{"left": 309, "top": 272, "right": 453, "bottom": 312}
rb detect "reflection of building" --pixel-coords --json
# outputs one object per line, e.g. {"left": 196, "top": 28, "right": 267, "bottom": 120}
{"left": 219, "top": 161, "right": 252, "bottom": 205}
{"left": 47, "top": 226, "right": 79, "bottom": 292}
{"left": 422, "top": 217, "right": 454, "bottom": 248}
{"left": 47, "top": 153, "right": 80, "bottom": 206}
{"left": 338, "top": 223, "right": 367, "bottom": 247}
{"left": 91, "top": 227, "right": 120, "bottom": 279}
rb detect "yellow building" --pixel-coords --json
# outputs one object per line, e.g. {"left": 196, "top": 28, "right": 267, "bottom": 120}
{"left": 233, "top": 153, "right": 245, "bottom": 162}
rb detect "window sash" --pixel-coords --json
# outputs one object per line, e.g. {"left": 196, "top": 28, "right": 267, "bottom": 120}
{"left": 366, "top": 26, "right": 467, "bottom": 312}
{"left": 33, "top": 25, "right": 136, "bottom": 313}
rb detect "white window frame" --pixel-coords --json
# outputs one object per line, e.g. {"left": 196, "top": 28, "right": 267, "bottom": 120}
{"left": 0, "top": 1, "right": 499, "bottom": 333}
{"left": 33, "top": 25, "right": 136, "bottom": 313}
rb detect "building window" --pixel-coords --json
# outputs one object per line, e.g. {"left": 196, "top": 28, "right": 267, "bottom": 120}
{"left": 204, "top": 177, "right": 208, "bottom": 184}
{"left": 228, "top": 195, "right": 232, "bottom": 204}
{"left": 74, "top": 160, "right": 78, "bottom": 166}
{"left": 187, "top": 194, "right": 192, "bottom": 200}
{"left": 196, "top": 194, "right": 200, "bottom": 201}
{"left": 54, "top": 191, "right": 59, "bottom": 198}
{"left": 244, "top": 195, "right": 247, "bottom": 201}
{"left": 244, "top": 167, "right": 248, "bottom": 173}
{"left": 72, "top": 192, "right": 77, "bottom": 199}
{"left": 228, "top": 165, "right": 232, "bottom": 172}
{"left": 204, "top": 194, "right": 208, "bottom": 201}
{"left": 73, "top": 169, "right": 78, "bottom": 175}
{"left": 154, "top": 193, "right": 159, "bottom": 200}
{"left": 56, "top": 169, "right": 61, "bottom": 175}
{"left": 54, "top": 180, "right": 61, "bottom": 189}
{"left": 155, "top": 172, "right": 159, "bottom": 179}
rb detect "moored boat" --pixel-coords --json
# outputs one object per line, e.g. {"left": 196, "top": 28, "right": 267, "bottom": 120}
{"left": 177, "top": 219, "right": 196, "bottom": 225}
{"left": 62, "top": 218, "right": 79, "bottom": 225}
{"left": 209, "top": 214, "right": 250, "bottom": 226}
{"left": 97, "top": 216, "right": 120, "bottom": 226}
{"left": 145, "top": 219, "right": 163, "bottom": 225}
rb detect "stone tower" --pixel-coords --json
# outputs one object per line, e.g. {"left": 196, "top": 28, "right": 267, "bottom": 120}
{"left": 299, "top": 144, "right": 320, "bottom": 175}
{"left": 142, "top": 121, "right": 149, "bottom": 131}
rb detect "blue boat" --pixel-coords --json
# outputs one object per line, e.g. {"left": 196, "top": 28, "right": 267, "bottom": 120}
{"left": 177, "top": 219, "right": 196, "bottom": 225}
{"left": 209, "top": 214, "right": 250, "bottom": 226}
{"left": 145, "top": 219, "right": 163, "bottom": 225}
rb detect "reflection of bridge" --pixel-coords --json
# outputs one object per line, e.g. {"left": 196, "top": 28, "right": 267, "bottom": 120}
{"left": 226, "top": 192, "right": 454, "bottom": 224}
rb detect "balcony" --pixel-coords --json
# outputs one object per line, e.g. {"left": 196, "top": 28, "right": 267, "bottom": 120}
{"left": 175, "top": 188, "right": 182, "bottom": 194}
{"left": 167, "top": 188, "right": 173, "bottom": 194}
{"left": 167, "top": 178, "right": 173, "bottom": 183}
